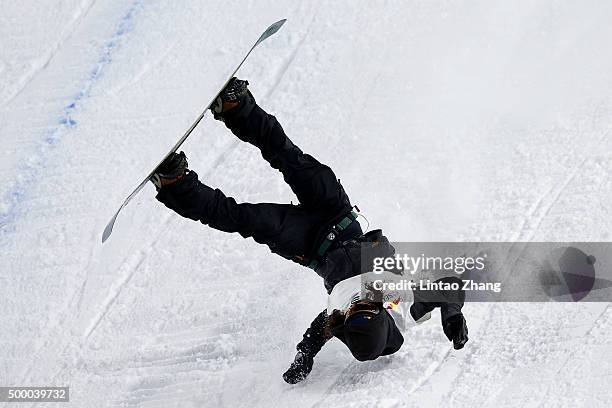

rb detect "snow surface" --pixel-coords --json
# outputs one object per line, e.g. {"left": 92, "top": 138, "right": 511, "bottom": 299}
{"left": 1, "top": 1, "right": 611, "bottom": 407}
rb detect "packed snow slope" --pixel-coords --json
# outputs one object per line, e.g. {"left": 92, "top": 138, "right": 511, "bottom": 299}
{"left": 1, "top": 1, "right": 611, "bottom": 407}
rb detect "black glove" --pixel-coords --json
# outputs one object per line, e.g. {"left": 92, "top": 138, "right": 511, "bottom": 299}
{"left": 283, "top": 352, "right": 314, "bottom": 384}
{"left": 210, "top": 77, "right": 249, "bottom": 120}
{"left": 442, "top": 313, "right": 469, "bottom": 350}
{"left": 150, "top": 151, "right": 188, "bottom": 190}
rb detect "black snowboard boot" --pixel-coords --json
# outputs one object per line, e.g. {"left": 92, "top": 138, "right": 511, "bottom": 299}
{"left": 210, "top": 77, "right": 250, "bottom": 121}
{"left": 150, "top": 151, "right": 188, "bottom": 190}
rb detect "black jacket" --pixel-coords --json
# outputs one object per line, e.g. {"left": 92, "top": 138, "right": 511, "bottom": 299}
{"left": 154, "top": 93, "right": 404, "bottom": 361}
{"left": 315, "top": 229, "right": 395, "bottom": 293}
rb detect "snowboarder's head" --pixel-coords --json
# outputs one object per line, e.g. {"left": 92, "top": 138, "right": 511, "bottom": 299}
{"left": 331, "top": 301, "right": 404, "bottom": 361}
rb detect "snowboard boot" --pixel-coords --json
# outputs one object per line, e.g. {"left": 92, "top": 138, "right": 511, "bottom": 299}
{"left": 210, "top": 77, "right": 250, "bottom": 121}
{"left": 150, "top": 151, "right": 188, "bottom": 190}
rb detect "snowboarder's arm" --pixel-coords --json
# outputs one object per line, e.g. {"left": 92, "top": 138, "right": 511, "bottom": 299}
{"left": 409, "top": 276, "right": 465, "bottom": 318}
{"left": 410, "top": 276, "right": 469, "bottom": 349}
{"left": 296, "top": 309, "right": 332, "bottom": 356}
{"left": 283, "top": 309, "right": 332, "bottom": 384}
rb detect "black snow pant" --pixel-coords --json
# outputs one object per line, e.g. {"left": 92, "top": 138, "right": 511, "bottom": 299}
{"left": 155, "top": 91, "right": 358, "bottom": 261}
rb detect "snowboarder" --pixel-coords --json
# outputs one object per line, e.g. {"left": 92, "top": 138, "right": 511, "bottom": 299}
{"left": 151, "top": 78, "right": 469, "bottom": 384}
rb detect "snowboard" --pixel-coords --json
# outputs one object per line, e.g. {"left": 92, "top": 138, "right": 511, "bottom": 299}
{"left": 102, "top": 19, "right": 286, "bottom": 243}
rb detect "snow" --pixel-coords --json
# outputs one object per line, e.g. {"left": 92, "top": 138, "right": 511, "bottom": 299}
{"left": 1, "top": 1, "right": 611, "bottom": 407}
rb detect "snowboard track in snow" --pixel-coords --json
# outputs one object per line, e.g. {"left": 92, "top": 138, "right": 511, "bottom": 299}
{"left": 13, "top": 0, "right": 147, "bottom": 388}
{"left": 0, "top": 0, "right": 99, "bottom": 109}
{"left": 514, "top": 126, "right": 611, "bottom": 243}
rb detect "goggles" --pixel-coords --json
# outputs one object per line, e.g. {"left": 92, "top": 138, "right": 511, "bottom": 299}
{"left": 344, "top": 301, "right": 381, "bottom": 325}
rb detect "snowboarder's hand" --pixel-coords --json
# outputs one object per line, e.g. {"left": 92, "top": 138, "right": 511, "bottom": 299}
{"left": 283, "top": 351, "right": 314, "bottom": 384}
{"left": 210, "top": 77, "right": 249, "bottom": 120}
{"left": 150, "top": 151, "right": 188, "bottom": 190}
{"left": 443, "top": 313, "right": 469, "bottom": 350}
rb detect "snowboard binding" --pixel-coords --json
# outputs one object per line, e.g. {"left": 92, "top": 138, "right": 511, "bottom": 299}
{"left": 210, "top": 77, "right": 250, "bottom": 120}
{"left": 150, "top": 151, "right": 188, "bottom": 190}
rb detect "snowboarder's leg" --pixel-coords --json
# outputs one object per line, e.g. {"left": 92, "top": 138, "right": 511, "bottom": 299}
{"left": 153, "top": 155, "right": 314, "bottom": 257}
{"left": 214, "top": 79, "right": 353, "bottom": 216}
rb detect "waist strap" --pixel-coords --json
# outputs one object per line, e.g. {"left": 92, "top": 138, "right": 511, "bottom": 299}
{"left": 307, "top": 211, "right": 358, "bottom": 270}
